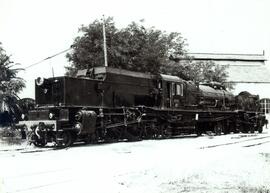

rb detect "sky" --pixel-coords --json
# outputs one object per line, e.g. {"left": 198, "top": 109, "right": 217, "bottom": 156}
{"left": 0, "top": 0, "right": 270, "bottom": 98}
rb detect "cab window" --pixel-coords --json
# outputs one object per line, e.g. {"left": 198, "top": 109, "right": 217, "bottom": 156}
{"left": 174, "top": 84, "right": 183, "bottom": 96}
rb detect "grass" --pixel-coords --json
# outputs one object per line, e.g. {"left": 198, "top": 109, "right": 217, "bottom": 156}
{"left": 239, "top": 184, "right": 270, "bottom": 193}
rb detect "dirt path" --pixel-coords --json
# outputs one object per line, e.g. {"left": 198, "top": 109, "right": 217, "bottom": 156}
{"left": 1, "top": 130, "right": 270, "bottom": 193}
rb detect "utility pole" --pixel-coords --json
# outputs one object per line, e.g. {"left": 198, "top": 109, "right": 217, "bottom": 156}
{"left": 50, "top": 60, "right": 54, "bottom": 78}
{"left": 102, "top": 15, "right": 108, "bottom": 67}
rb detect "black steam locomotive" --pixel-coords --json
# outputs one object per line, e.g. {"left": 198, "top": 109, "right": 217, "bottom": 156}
{"left": 17, "top": 67, "right": 267, "bottom": 147}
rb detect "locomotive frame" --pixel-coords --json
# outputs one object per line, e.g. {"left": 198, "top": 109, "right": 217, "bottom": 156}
{"left": 16, "top": 67, "right": 267, "bottom": 147}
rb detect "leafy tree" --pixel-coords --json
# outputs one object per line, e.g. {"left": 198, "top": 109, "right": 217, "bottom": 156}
{"left": 66, "top": 17, "right": 118, "bottom": 76}
{"left": 164, "top": 59, "right": 228, "bottom": 81}
{"left": 0, "top": 43, "right": 25, "bottom": 95}
{"left": 66, "top": 17, "right": 187, "bottom": 76}
{"left": 0, "top": 42, "right": 25, "bottom": 124}
{"left": 66, "top": 17, "right": 230, "bottom": 88}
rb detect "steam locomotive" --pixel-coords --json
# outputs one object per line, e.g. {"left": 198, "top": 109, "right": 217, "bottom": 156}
{"left": 17, "top": 67, "right": 267, "bottom": 147}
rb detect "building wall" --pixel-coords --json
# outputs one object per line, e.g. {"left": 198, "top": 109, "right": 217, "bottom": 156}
{"left": 185, "top": 53, "right": 270, "bottom": 115}
{"left": 206, "top": 60, "right": 265, "bottom": 66}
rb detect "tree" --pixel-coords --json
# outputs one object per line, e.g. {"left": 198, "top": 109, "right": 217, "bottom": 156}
{"left": 66, "top": 17, "right": 230, "bottom": 88}
{"left": 0, "top": 42, "right": 25, "bottom": 124}
{"left": 0, "top": 43, "right": 25, "bottom": 95}
{"left": 66, "top": 17, "right": 187, "bottom": 76}
{"left": 163, "top": 59, "right": 228, "bottom": 82}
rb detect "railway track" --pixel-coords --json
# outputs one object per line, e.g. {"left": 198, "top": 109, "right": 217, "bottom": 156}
{"left": 1, "top": 132, "right": 270, "bottom": 193}
{"left": 243, "top": 140, "right": 270, "bottom": 147}
{"left": 0, "top": 145, "right": 60, "bottom": 157}
{"left": 8, "top": 179, "right": 73, "bottom": 193}
{"left": 1, "top": 133, "right": 270, "bottom": 154}
{"left": 3, "top": 168, "right": 73, "bottom": 193}
{"left": 200, "top": 135, "right": 270, "bottom": 149}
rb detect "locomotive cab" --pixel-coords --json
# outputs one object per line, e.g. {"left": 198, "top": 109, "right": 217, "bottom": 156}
{"left": 159, "top": 74, "right": 185, "bottom": 108}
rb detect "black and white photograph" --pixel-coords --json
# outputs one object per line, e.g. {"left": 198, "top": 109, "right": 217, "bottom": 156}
{"left": 1, "top": 0, "right": 270, "bottom": 192}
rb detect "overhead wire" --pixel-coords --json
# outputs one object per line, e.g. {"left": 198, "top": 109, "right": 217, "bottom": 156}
{"left": 24, "top": 47, "right": 72, "bottom": 70}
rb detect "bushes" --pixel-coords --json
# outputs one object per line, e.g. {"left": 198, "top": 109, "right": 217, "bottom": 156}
{"left": 0, "top": 126, "right": 24, "bottom": 145}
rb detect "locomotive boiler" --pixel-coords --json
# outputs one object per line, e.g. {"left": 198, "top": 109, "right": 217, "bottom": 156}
{"left": 17, "top": 67, "right": 267, "bottom": 147}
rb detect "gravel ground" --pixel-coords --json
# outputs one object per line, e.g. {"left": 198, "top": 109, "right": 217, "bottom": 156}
{"left": 0, "top": 128, "right": 270, "bottom": 193}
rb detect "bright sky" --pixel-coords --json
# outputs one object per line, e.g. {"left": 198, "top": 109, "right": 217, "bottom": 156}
{"left": 0, "top": 0, "right": 270, "bottom": 98}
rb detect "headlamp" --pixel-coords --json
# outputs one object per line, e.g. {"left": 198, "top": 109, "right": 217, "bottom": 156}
{"left": 36, "top": 77, "right": 44, "bottom": 86}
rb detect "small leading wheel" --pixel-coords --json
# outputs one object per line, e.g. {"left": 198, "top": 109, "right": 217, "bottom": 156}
{"left": 30, "top": 132, "right": 46, "bottom": 147}
{"left": 161, "top": 123, "right": 172, "bottom": 138}
{"left": 56, "top": 131, "right": 74, "bottom": 148}
{"left": 33, "top": 139, "right": 46, "bottom": 147}
{"left": 214, "top": 123, "right": 223, "bottom": 136}
{"left": 84, "top": 133, "right": 97, "bottom": 144}
{"left": 196, "top": 129, "right": 203, "bottom": 137}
